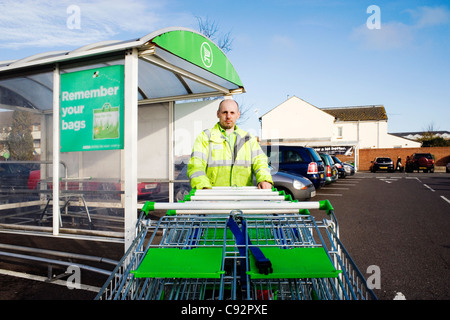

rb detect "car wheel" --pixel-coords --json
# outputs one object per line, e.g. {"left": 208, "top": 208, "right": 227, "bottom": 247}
{"left": 175, "top": 187, "right": 190, "bottom": 202}
{"left": 276, "top": 187, "right": 294, "bottom": 200}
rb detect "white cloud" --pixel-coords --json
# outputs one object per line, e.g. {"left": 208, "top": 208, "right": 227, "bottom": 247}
{"left": 407, "top": 6, "right": 450, "bottom": 28}
{"left": 271, "top": 35, "right": 296, "bottom": 49}
{"left": 0, "top": 0, "right": 193, "bottom": 49}
{"left": 351, "top": 22, "right": 413, "bottom": 51}
{"left": 351, "top": 5, "right": 450, "bottom": 51}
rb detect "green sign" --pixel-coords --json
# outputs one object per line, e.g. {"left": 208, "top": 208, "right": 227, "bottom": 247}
{"left": 152, "top": 30, "right": 243, "bottom": 87}
{"left": 60, "top": 65, "right": 124, "bottom": 152}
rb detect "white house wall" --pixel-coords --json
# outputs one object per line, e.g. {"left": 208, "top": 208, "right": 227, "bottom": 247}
{"left": 261, "top": 96, "right": 421, "bottom": 149}
{"left": 261, "top": 97, "right": 335, "bottom": 140}
{"left": 383, "top": 132, "right": 420, "bottom": 148}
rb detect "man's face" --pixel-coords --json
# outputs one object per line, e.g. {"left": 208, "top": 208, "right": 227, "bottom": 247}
{"left": 217, "top": 100, "right": 240, "bottom": 130}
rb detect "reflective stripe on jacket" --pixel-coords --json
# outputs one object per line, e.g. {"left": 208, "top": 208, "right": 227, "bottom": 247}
{"left": 187, "top": 123, "right": 273, "bottom": 189}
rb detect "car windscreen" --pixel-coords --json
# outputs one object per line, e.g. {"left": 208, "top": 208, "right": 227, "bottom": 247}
{"left": 332, "top": 156, "right": 342, "bottom": 164}
{"left": 414, "top": 154, "right": 432, "bottom": 159}
{"left": 308, "top": 148, "right": 323, "bottom": 162}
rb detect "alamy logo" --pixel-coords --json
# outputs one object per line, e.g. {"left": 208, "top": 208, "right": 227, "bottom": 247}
{"left": 366, "top": 5, "right": 381, "bottom": 30}
{"left": 201, "top": 42, "right": 213, "bottom": 68}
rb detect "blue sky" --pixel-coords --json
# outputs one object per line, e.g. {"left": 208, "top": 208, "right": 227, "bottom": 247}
{"left": 0, "top": 0, "right": 449, "bottom": 134}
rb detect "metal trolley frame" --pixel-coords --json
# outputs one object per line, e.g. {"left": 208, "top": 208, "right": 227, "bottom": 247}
{"left": 95, "top": 187, "right": 376, "bottom": 300}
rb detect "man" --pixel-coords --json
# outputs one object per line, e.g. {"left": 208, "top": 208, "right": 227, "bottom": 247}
{"left": 187, "top": 99, "right": 273, "bottom": 190}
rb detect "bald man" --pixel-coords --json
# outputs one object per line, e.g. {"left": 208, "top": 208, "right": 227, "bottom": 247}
{"left": 187, "top": 99, "right": 273, "bottom": 190}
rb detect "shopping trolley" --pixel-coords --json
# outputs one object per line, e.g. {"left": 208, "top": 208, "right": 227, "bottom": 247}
{"left": 95, "top": 187, "right": 377, "bottom": 300}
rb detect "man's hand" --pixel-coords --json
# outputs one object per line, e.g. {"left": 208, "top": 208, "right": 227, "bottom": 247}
{"left": 257, "top": 181, "right": 272, "bottom": 189}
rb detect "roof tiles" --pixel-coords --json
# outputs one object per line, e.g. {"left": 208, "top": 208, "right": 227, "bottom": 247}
{"left": 322, "top": 105, "right": 387, "bottom": 121}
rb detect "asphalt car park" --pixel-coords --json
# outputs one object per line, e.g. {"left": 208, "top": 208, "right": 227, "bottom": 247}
{"left": 1, "top": 168, "right": 449, "bottom": 300}
{"left": 312, "top": 170, "right": 450, "bottom": 300}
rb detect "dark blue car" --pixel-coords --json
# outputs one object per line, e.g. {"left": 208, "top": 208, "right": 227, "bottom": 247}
{"left": 263, "top": 145, "right": 326, "bottom": 189}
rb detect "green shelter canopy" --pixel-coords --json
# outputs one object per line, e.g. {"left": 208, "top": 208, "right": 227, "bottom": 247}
{"left": 0, "top": 27, "right": 245, "bottom": 113}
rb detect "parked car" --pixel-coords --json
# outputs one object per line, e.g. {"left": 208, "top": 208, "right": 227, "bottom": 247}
{"left": 28, "top": 168, "right": 160, "bottom": 200}
{"left": 319, "top": 153, "right": 338, "bottom": 184}
{"left": 370, "top": 157, "right": 394, "bottom": 173}
{"left": 405, "top": 153, "right": 435, "bottom": 173}
{"left": 343, "top": 162, "right": 355, "bottom": 176}
{"left": 0, "top": 162, "right": 40, "bottom": 202}
{"left": 263, "top": 145, "right": 326, "bottom": 189}
{"left": 269, "top": 166, "right": 316, "bottom": 201}
{"left": 0, "top": 162, "right": 37, "bottom": 193}
{"left": 174, "top": 164, "right": 316, "bottom": 202}
{"left": 331, "top": 155, "right": 346, "bottom": 178}
{"left": 447, "top": 162, "right": 450, "bottom": 173}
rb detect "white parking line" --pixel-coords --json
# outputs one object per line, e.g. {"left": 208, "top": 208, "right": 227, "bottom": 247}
{"left": 441, "top": 196, "right": 450, "bottom": 204}
{"left": 423, "top": 184, "right": 435, "bottom": 192}
{"left": 0, "top": 268, "right": 101, "bottom": 292}
{"left": 315, "top": 193, "right": 342, "bottom": 196}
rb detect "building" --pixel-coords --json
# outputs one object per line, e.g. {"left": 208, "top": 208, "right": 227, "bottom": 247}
{"left": 259, "top": 96, "right": 421, "bottom": 168}
{"left": 260, "top": 96, "right": 420, "bottom": 148}
{"left": 390, "top": 131, "right": 450, "bottom": 141}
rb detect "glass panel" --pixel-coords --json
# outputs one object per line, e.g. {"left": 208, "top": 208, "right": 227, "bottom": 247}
{"left": 0, "top": 72, "right": 53, "bottom": 111}
{"left": 171, "top": 99, "right": 222, "bottom": 202}
{"left": 0, "top": 109, "right": 45, "bottom": 226}
{"left": 181, "top": 76, "right": 217, "bottom": 95}
{"left": 138, "top": 59, "right": 188, "bottom": 99}
{"left": 0, "top": 62, "right": 129, "bottom": 236}
{"left": 137, "top": 103, "right": 169, "bottom": 204}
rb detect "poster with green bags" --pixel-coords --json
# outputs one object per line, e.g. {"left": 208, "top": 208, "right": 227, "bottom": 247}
{"left": 93, "top": 103, "right": 120, "bottom": 140}
{"left": 60, "top": 65, "right": 124, "bottom": 152}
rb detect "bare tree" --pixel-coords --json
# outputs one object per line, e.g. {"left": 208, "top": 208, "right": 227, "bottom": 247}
{"left": 196, "top": 17, "right": 256, "bottom": 125}
{"left": 196, "top": 16, "right": 233, "bottom": 53}
{"left": 6, "top": 110, "right": 34, "bottom": 160}
{"left": 422, "top": 122, "right": 438, "bottom": 139}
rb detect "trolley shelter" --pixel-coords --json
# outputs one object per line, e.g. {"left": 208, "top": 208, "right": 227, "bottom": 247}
{"left": 0, "top": 27, "right": 245, "bottom": 250}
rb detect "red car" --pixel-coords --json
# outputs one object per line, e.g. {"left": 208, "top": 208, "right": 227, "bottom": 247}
{"left": 405, "top": 153, "right": 435, "bottom": 173}
{"left": 28, "top": 169, "right": 160, "bottom": 199}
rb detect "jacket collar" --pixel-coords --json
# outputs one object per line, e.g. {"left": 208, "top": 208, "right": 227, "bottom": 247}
{"left": 214, "top": 122, "right": 246, "bottom": 137}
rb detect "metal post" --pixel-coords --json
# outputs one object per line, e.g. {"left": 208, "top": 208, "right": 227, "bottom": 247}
{"left": 52, "top": 64, "right": 60, "bottom": 236}
{"left": 124, "top": 48, "right": 139, "bottom": 252}
{"left": 168, "top": 101, "right": 174, "bottom": 203}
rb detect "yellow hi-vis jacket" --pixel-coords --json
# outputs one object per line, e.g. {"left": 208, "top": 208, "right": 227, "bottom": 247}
{"left": 187, "top": 123, "right": 273, "bottom": 189}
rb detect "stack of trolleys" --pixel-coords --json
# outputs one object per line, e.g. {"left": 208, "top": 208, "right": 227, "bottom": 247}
{"left": 95, "top": 186, "right": 377, "bottom": 300}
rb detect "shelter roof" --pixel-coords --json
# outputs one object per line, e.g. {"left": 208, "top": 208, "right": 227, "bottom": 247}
{"left": 0, "top": 27, "right": 244, "bottom": 113}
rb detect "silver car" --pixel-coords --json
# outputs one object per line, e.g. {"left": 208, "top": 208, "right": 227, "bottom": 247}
{"left": 343, "top": 162, "right": 355, "bottom": 176}
{"left": 176, "top": 165, "right": 316, "bottom": 202}
{"left": 270, "top": 167, "right": 316, "bottom": 201}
